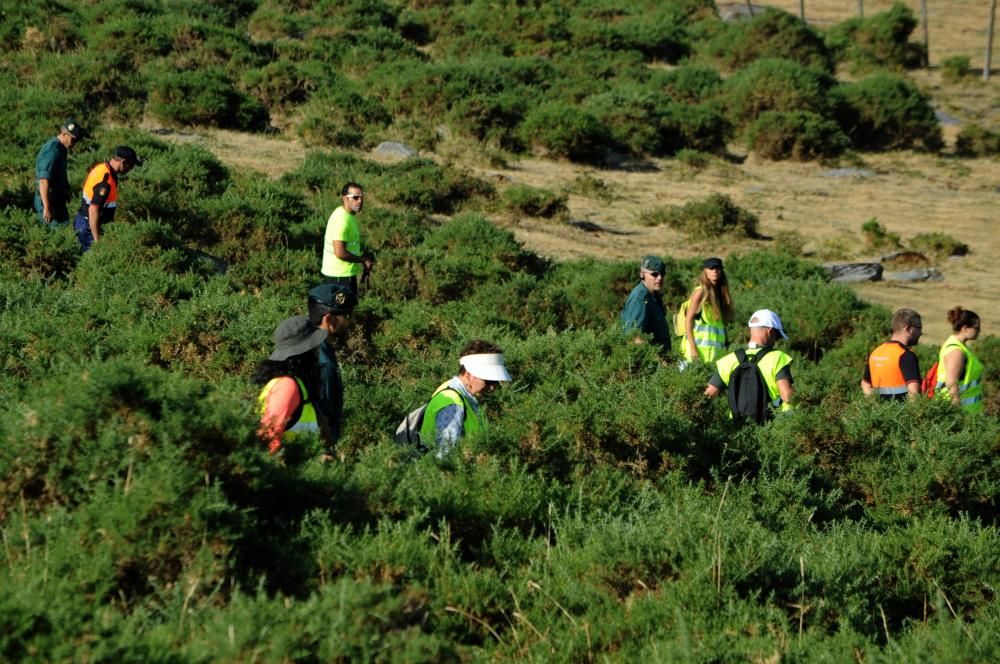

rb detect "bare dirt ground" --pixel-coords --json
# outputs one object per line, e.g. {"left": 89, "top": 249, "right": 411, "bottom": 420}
{"left": 154, "top": 1, "right": 999, "bottom": 344}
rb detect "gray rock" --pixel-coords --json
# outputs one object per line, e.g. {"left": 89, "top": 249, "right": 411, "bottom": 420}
{"left": 371, "top": 141, "right": 417, "bottom": 161}
{"left": 824, "top": 262, "right": 883, "bottom": 283}
{"left": 934, "top": 110, "right": 963, "bottom": 126}
{"left": 822, "top": 168, "right": 876, "bottom": 179}
{"left": 718, "top": 3, "right": 766, "bottom": 21}
{"left": 884, "top": 269, "right": 944, "bottom": 282}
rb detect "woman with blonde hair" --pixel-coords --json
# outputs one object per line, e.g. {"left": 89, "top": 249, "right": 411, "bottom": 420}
{"left": 935, "top": 307, "right": 984, "bottom": 413}
{"left": 680, "top": 257, "right": 735, "bottom": 364}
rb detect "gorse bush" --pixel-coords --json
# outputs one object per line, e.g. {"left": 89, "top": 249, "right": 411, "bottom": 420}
{"left": 826, "top": 2, "right": 925, "bottom": 71}
{"left": 835, "top": 72, "right": 942, "bottom": 151}
{"left": 705, "top": 8, "right": 834, "bottom": 72}
{"left": 724, "top": 58, "right": 835, "bottom": 130}
{"left": 746, "top": 110, "right": 850, "bottom": 161}
{"left": 638, "top": 193, "right": 760, "bottom": 239}
{"left": 955, "top": 124, "right": 1000, "bottom": 157}
{"left": 500, "top": 184, "right": 568, "bottom": 219}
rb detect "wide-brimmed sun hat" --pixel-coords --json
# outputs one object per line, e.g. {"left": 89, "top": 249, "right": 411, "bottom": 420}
{"left": 269, "top": 316, "right": 328, "bottom": 361}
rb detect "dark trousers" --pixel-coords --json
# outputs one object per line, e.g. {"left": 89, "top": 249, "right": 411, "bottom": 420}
{"left": 73, "top": 213, "right": 95, "bottom": 252}
{"left": 323, "top": 275, "right": 359, "bottom": 295}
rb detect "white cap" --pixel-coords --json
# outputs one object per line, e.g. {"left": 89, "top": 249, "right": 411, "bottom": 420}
{"left": 460, "top": 353, "right": 512, "bottom": 382}
{"left": 748, "top": 309, "right": 788, "bottom": 339}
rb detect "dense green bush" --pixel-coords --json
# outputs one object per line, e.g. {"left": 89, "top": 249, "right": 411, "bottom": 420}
{"left": 519, "top": 103, "right": 611, "bottom": 163}
{"left": 654, "top": 63, "right": 724, "bottom": 103}
{"left": 835, "top": 73, "right": 942, "bottom": 151}
{"left": 746, "top": 110, "right": 851, "bottom": 161}
{"left": 940, "top": 55, "right": 971, "bottom": 83}
{"left": 724, "top": 58, "right": 834, "bottom": 130}
{"left": 500, "top": 184, "right": 568, "bottom": 219}
{"left": 955, "top": 124, "right": 1000, "bottom": 157}
{"left": 147, "top": 67, "right": 269, "bottom": 131}
{"left": 638, "top": 193, "right": 760, "bottom": 239}
{"left": 705, "top": 8, "right": 834, "bottom": 72}
{"left": 825, "top": 2, "right": 925, "bottom": 70}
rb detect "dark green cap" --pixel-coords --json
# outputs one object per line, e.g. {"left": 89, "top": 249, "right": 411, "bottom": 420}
{"left": 641, "top": 255, "right": 665, "bottom": 272}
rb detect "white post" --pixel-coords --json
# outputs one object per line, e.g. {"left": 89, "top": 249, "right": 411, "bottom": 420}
{"left": 986, "top": 0, "right": 997, "bottom": 81}
{"left": 857, "top": 0, "right": 864, "bottom": 19}
{"left": 921, "top": 0, "right": 930, "bottom": 67}
{"left": 799, "top": 0, "right": 805, "bottom": 21}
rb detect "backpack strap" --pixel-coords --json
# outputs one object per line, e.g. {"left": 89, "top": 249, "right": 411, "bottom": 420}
{"left": 750, "top": 346, "right": 772, "bottom": 365}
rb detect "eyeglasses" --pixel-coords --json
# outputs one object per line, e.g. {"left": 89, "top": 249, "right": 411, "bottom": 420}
{"left": 345, "top": 194, "right": 364, "bottom": 200}
{"left": 644, "top": 271, "right": 662, "bottom": 279}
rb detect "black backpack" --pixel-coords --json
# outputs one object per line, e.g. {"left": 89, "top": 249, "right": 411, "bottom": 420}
{"left": 727, "top": 348, "right": 773, "bottom": 425}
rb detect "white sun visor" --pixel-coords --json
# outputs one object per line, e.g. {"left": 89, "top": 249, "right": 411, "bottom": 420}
{"left": 460, "top": 353, "right": 512, "bottom": 382}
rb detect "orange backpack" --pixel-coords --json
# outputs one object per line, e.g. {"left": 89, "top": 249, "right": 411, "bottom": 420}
{"left": 921, "top": 361, "right": 938, "bottom": 398}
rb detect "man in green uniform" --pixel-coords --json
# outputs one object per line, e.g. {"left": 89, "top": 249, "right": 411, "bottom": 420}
{"left": 34, "top": 120, "right": 83, "bottom": 226}
{"left": 620, "top": 255, "right": 671, "bottom": 351}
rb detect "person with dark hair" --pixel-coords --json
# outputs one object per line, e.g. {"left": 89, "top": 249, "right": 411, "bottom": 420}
{"left": 419, "top": 340, "right": 512, "bottom": 456}
{"left": 255, "top": 316, "right": 330, "bottom": 454}
{"left": 321, "top": 181, "right": 374, "bottom": 293}
{"left": 307, "top": 282, "right": 358, "bottom": 448}
{"left": 621, "top": 255, "right": 671, "bottom": 351}
{"left": 35, "top": 120, "right": 82, "bottom": 226}
{"left": 680, "top": 257, "right": 735, "bottom": 365}
{"left": 73, "top": 145, "right": 142, "bottom": 251}
{"left": 861, "top": 308, "right": 923, "bottom": 401}
{"left": 935, "top": 307, "right": 984, "bottom": 412}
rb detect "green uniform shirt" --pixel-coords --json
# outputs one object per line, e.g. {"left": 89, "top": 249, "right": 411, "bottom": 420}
{"left": 621, "top": 282, "right": 671, "bottom": 350}
{"left": 34, "top": 137, "right": 71, "bottom": 223}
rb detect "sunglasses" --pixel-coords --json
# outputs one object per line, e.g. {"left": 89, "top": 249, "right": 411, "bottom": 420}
{"left": 345, "top": 194, "right": 365, "bottom": 200}
{"left": 644, "top": 271, "right": 662, "bottom": 278}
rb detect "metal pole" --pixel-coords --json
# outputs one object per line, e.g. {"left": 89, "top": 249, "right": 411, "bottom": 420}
{"left": 799, "top": 0, "right": 805, "bottom": 21}
{"left": 857, "top": 0, "right": 864, "bottom": 19}
{"left": 986, "top": 0, "right": 997, "bottom": 81}
{"left": 745, "top": 0, "right": 754, "bottom": 18}
{"left": 921, "top": 0, "right": 930, "bottom": 67}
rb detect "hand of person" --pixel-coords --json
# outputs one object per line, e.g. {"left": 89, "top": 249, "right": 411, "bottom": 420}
{"left": 43, "top": 206, "right": 51, "bottom": 222}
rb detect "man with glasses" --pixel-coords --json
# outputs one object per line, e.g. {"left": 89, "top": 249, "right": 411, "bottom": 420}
{"left": 322, "top": 181, "right": 375, "bottom": 293}
{"left": 73, "top": 145, "right": 142, "bottom": 251}
{"left": 621, "top": 255, "right": 671, "bottom": 352}
{"left": 861, "top": 308, "right": 923, "bottom": 401}
{"left": 34, "top": 120, "right": 83, "bottom": 227}
{"left": 307, "top": 282, "right": 358, "bottom": 458}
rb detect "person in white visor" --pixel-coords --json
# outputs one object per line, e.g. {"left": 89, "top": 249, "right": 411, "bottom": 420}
{"left": 419, "top": 339, "right": 512, "bottom": 456}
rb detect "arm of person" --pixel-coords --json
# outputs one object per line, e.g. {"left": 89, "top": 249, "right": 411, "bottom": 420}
{"left": 39, "top": 179, "right": 51, "bottom": 221}
{"left": 942, "top": 347, "right": 966, "bottom": 404}
{"left": 685, "top": 287, "right": 705, "bottom": 357}
{"left": 332, "top": 241, "right": 374, "bottom": 269}
{"left": 860, "top": 362, "right": 873, "bottom": 396}
{"left": 777, "top": 378, "right": 793, "bottom": 409}
{"left": 900, "top": 350, "right": 922, "bottom": 401}
{"left": 258, "top": 377, "right": 302, "bottom": 454}
{"left": 433, "top": 404, "right": 465, "bottom": 458}
{"left": 704, "top": 371, "right": 724, "bottom": 398}
{"left": 88, "top": 204, "right": 101, "bottom": 242}
{"left": 621, "top": 294, "right": 647, "bottom": 342}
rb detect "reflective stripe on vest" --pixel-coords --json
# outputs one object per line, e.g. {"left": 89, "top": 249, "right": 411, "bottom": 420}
{"left": 867, "top": 342, "right": 911, "bottom": 397}
{"left": 935, "top": 335, "right": 984, "bottom": 412}
{"left": 257, "top": 376, "right": 318, "bottom": 438}
{"left": 716, "top": 347, "right": 793, "bottom": 407}
{"left": 419, "top": 381, "right": 482, "bottom": 446}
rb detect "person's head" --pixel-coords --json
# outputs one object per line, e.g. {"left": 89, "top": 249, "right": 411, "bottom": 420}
{"left": 341, "top": 181, "right": 364, "bottom": 214}
{"left": 947, "top": 306, "right": 980, "bottom": 341}
{"left": 747, "top": 309, "right": 788, "bottom": 345}
{"left": 891, "top": 308, "right": 922, "bottom": 345}
{"left": 308, "top": 283, "right": 358, "bottom": 338}
{"left": 639, "top": 255, "right": 665, "bottom": 293}
{"left": 110, "top": 145, "right": 142, "bottom": 175}
{"left": 58, "top": 120, "right": 83, "bottom": 149}
{"left": 458, "top": 339, "right": 511, "bottom": 396}
{"left": 698, "top": 257, "right": 734, "bottom": 322}
{"left": 254, "top": 316, "right": 328, "bottom": 385}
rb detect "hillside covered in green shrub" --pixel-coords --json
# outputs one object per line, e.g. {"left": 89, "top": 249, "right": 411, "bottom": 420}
{"left": 2, "top": 1, "right": 999, "bottom": 660}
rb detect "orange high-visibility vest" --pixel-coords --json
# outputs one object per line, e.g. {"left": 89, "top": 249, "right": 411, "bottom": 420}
{"left": 867, "top": 341, "right": 910, "bottom": 398}
{"left": 79, "top": 163, "right": 119, "bottom": 223}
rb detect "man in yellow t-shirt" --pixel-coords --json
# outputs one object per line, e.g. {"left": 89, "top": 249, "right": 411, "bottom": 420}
{"left": 321, "top": 182, "right": 374, "bottom": 293}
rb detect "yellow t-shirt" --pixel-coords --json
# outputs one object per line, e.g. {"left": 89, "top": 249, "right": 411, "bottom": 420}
{"left": 321, "top": 206, "right": 362, "bottom": 277}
